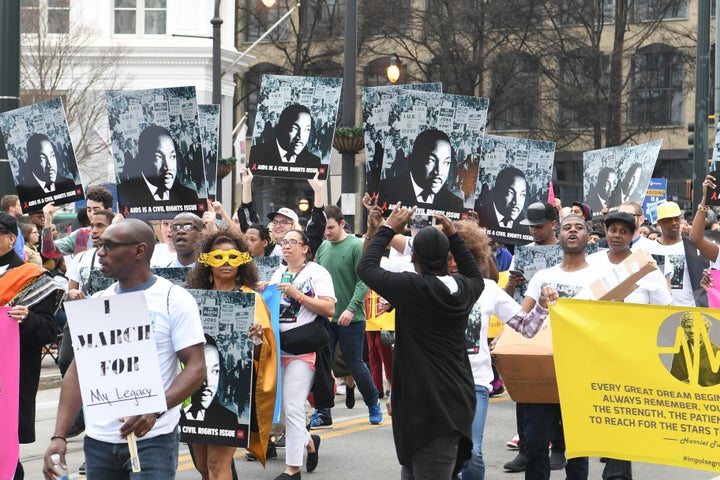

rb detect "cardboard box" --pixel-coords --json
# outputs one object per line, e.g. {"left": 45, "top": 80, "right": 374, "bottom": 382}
{"left": 492, "top": 249, "right": 659, "bottom": 404}
{"left": 492, "top": 321, "right": 559, "bottom": 403}
{"left": 590, "top": 248, "right": 658, "bottom": 301}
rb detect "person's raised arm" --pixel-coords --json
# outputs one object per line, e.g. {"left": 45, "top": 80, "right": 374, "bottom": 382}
{"left": 305, "top": 171, "right": 327, "bottom": 254}
{"left": 690, "top": 174, "right": 720, "bottom": 263}
{"left": 357, "top": 204, "right": 415, "bottom": 307}
{"left": 236, "top": 167, "right": 260, "bottom": 232}
{"left": 211, "top": 200, "right": 236, "bottom": 230}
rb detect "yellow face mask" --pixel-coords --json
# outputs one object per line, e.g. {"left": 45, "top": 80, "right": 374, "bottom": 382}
{"left": 198, "top": 249, "right": 252, "bottom": 268}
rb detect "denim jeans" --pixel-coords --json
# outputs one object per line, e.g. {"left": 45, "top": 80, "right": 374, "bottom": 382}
{"left": 328, "top": 321, "right": 379, "bottom": 407}
{"left": 460, "top": 385, "right": 489, "bottom": 480}
{"left": 84, "top": 428, "right": 179, "bottom": 479}
{"left": 524, "top": 404, "right": 587, "bottom": 480}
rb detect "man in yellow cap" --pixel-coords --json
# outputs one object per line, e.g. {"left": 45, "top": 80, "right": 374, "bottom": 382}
{"left": 647, "top": 201, "right": 709, "bottom": 306}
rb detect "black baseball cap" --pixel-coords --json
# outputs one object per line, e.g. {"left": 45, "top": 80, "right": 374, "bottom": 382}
{"left": 520, "top": 202, "right": 557, "bottom": 226}
{"left": 0, "top": 212, "right": 18, "bottom": 235}
{"left": 604, "top": 211, "right": 636, "bottom": 233}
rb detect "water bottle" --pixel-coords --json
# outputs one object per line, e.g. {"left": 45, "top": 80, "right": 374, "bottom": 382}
{"left": 280, "top": 271, "right": 294, "bottom": 302}
{"left": 50, "top": 454, "right": 69, "bottom": 480}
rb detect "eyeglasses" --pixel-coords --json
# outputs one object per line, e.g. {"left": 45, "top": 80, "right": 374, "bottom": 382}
{"left": 279, "top": 239, "right": 304, "bottom": 247}
{"left": 96, "top": 241, "right": 140, "bottom": 252}
{"left": 271, "top": 220, "right": 293, "bottom": 227}
{"left": 171, "top": 224, "right": 200, "bottom": 232}
{"left": 198, "top": 249, "right": 252, "bottom": 267}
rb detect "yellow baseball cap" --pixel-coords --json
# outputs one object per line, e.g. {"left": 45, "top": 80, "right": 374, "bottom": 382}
{"left": 656, "top": 201, "right": 682, "bottom": 221}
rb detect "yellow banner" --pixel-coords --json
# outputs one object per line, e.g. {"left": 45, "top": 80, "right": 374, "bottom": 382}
{"left": 365, "top": 289, "right": 395, "bottom": 331}
{"left": 551, "top": 299, "right": 720, "bottom": 473}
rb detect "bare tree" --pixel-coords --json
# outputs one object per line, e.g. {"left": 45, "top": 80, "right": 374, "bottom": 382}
{"left": 359, "top": 0, "right": 696, "bottom": 150}
{"left": 235, "top": 0, "right": 346, "bottom": 118}
{"left": 20, "top": 5, "right": 125, "bottom": 185}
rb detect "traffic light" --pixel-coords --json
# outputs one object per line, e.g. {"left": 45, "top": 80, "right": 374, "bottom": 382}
{"left": 688, "top": 122, "right": 695, "bottom": 160}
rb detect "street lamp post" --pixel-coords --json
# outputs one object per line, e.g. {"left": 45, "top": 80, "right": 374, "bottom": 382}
{"left": 342, "top": 0, "right": 358, "bottom": 230}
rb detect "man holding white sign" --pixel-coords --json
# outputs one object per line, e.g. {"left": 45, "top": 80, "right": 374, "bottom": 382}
{"left": 43, "top": 219, "right": 206, "bottom": 479}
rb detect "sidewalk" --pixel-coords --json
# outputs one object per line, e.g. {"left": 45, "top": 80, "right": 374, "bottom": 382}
{"left": 39, "top": 349, "right": 62, "bottom": 390}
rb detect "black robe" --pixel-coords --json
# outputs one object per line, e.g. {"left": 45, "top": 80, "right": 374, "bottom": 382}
{"left": 357, "top": 227, "right": 484, "bottom": 475}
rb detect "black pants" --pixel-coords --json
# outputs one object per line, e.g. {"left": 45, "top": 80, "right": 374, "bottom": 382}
{"left": 400, "top": 433, "right": 461, "bottom": 480}
{"left": 603, "top": 459, "right": 632, "bottom": 480}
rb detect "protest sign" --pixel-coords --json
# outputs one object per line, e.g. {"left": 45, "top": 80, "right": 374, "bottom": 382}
{"left": 107, "top": 86, "right": 207, "bottom": 219}
{"left": 0, "top": 307, "right": 19, "bottom": 479}
{"left": 0, "top": 98, "right": 84, "bottom": 212}
{"left": 248, "top": 75, "right": 342, "bottom": 180}
{"left": 64, "top": 292, "right": 167, "bottom": 425}
{"left": 180, "top": 290, "right": 256, "bottom": 447}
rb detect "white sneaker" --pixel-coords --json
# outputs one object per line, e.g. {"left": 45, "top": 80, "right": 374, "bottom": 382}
{"left": 506, "top": 434, "right": 520, "bottom": 449}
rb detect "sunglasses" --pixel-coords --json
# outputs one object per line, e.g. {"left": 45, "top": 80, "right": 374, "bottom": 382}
{"left": 198, "top": 249, "right": 252, "bottom": 267}
{"left": 171, "top": 224, "right": 200, "bottom": 232}
{"left": 96, "top": 240, "right": 140, "bottom": 252}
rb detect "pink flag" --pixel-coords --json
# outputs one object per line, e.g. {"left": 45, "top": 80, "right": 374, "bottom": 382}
{"left": 709, "top": 270, "right": 720, "bottom": 308}
{"left": 0, "top": 307, "right": 19, "bottom": 479}
{"left": 548, "top": 181, "right": 556, "bottom": 205}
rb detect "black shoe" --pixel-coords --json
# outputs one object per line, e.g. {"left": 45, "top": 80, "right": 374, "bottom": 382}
{"left": 273, "top": 473, "right": 301, "bottom": 480}
{"left": 503, "top": 453, "right": 526, "bottom": 472}
{"left": 345, "top": 386, "right": 355, "bottom": 409}
{"left": 550, "top": 450, "right": 567, "bottom": 470}
{"left": 66, "top": 412, "right": 85, "bottom": 438}
{"left": 245, "top": 442, "right": 277, "bottom": 461}
{"left": 306, "top": 434, "right": 321, "bottom": 472}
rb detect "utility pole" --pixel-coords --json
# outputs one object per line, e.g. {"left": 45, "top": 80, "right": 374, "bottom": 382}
{"left": 0, "top": 0, "right": 21, "bottom": 196}
{"left": 694, "top": 0, "right": 711, "bottom": 210}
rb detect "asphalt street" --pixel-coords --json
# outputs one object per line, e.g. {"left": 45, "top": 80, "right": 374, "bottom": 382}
{"left": 19, "top": 356, "right": 720, "bottom": 479}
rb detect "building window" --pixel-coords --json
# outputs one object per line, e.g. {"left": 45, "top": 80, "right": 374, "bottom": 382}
{"left": 47, "top": 0, "right": 69, "bottom": 34}
{"left": 631, "top": 0, "right": 687, "bottom": 21}
{"left": 113, "top": 0, "right": 166, "bottom": 36}
{"left": 302, "top": 0, "right": 344, "bottom": 40}
{"left": 360, "top": 0, "right": 411, "bottom": 37}
{"left": 629, "top": 44, "right": 684, "bottom": 127}
{"left": 557, "top": 0, "right": 614, "bottom": 26}
{"left": 558, "top": 51, "right": 610, "bottom": 129}
{"left": 425, "top": 0, "right": 483, "bottom": 33}
{"left": 21, "top": 0, "right": 69, "bottom": 34}
{"left": 240, "top": 0, "right": 287, "bottom": 43}
{"left": 490, "top": 53, "right": 540, "bottom": 131}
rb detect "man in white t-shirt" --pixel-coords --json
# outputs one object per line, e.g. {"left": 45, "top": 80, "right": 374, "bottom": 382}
{"left": 522, "top": 214, "right": 594, "bottom": 480}
{"left": 43, "top": 219, "right": 206, "bottom": 479}
{"left": 647, "top": 201, "right": 708, "bottom": 307}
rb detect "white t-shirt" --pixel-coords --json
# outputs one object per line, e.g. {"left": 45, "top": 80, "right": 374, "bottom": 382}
{"left": 646, "top": 240, "right": 696, "bottom": 306}
{"left": 150, "top": 243, "right": 177, "bottom": 268}
{"left": 525, "top": 263, "right": 597, "bottom": 302}
{"left": 466, "top": 280, "right": 523, "bottom": 389}
{"left": 67, "top": 247, "right": 99, "bottom": 291}
{"left": 631, "top": 235, "right": 654, "bottom": 252}
{"left": 87, "top": 276, "right": 205, "bottom": 443}
{"left": 586, "top": 250, "right": 672, "bottom": 305}
{"left": 270, "top": 261, "right": 336, "bottom": 336}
